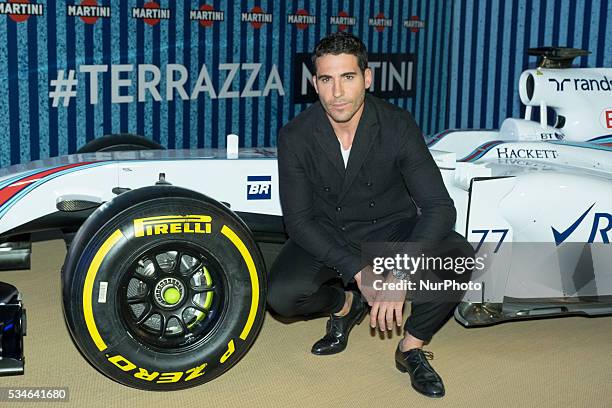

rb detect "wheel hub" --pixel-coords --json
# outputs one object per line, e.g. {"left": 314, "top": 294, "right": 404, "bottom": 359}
{"left": 120, "top": 244, "right": 225, "bottom": 350}
{"left": 154, "top": 277, "right": 185, "bottom": 308}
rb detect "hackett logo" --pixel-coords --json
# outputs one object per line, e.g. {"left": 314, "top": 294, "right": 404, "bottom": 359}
{"left": 496, "top": 148, "right": 559, "bottom": 159}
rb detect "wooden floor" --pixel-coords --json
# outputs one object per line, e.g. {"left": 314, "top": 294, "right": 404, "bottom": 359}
{"left": 2, "top": 239, "right": 611, "bottom": 407}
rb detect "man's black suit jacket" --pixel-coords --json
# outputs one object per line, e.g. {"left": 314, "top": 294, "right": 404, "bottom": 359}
{"left": 277, "top": 94, "right": 457, "bottom": 284}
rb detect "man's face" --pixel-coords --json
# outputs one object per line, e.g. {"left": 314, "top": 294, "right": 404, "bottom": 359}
{"left": 313, "top": 53, "right": 372, "bottom": 124}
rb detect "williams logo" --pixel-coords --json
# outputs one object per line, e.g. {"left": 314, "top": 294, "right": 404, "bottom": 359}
{"left": 247, "top": 176, "right": 272, "bottom": 200}
{"left": 67, "top": 1, "right": 111, "bottom": 25}
{"left": 133, "top": 215, "right": 212, "bottom": 238}
{"left": 132, "top": 1, "right": 170, "bottom": 26}
{"left": 190, "top": 4, "right": 224, "bottom": 28}
{"left": 0, "top": 0, "right": 44, "bottom": 22}
{"left": 552, "top": 203, "right": 612, "bottom": 245}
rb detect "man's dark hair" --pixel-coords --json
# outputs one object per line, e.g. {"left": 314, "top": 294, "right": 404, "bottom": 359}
{"left": 312, "top": 32, "right": 368, "bottom": 74}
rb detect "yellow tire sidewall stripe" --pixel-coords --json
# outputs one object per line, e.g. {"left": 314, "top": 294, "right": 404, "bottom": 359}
{"left": 83, "top": 228, "right": 125, "bottom": 352}
{"left": 220, "top": 225, "right": 260, "bottom": 341}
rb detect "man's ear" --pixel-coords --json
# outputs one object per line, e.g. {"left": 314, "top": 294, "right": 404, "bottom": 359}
{"left": 312, "top": 75, "right": 319, "bottom": 94}
{"left": 364, "top": 68, "right": 372, "bottom": 90}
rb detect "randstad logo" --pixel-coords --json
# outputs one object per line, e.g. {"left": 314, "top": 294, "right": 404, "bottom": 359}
{"left": 133, "top": 215, "right": 212, "bottom": 238}
{"left": 551, "top": 203, "right": 612, "bottom": 245}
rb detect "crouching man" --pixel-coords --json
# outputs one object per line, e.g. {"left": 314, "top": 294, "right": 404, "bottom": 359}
{"left": 267, "top": 32, "right": 473, "bottom": 398}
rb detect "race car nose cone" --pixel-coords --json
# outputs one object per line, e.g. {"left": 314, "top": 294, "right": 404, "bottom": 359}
{"left": 163, "top": 287, "right": 181, "bottom": 305}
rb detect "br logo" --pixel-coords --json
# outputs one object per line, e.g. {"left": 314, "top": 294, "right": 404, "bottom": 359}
{"left": 247, "top": 176, "right": 272, "bottom": 200}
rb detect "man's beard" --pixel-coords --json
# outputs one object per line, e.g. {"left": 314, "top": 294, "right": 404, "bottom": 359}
{"left": 322, "top": 93, "right": 365, "bottom": 124}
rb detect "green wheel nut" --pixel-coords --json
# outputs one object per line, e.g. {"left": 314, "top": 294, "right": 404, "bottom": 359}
{"left": 163, "top": 287, "right": 181, "bottom": 304}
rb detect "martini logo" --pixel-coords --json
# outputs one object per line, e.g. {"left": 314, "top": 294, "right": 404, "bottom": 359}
{"left": 368, "top": 13, "right": 392, "bottom": 32}
{"left": 241, "top": 6, "right": 272, "bottom": 29}
{"left": 329, "top": 11, "right": 355, "bottom": 31}
{"left": 190, "top": 4, "right": 223, "bottom": 28}
{"left": 0, "top": 0, "right": 43, "bottom": 23}
{"left": 404, "top": 16, "right": 425, "bottom": 32}
{"left": 293, "top": 52, "right": 416, "bottom": 103}
{"left": 287, "top": 9, "right": 316, "bottom": 30}
{"left": 67, "top": 0, "right": 111, "bottom": 25}
{"left": 132, "top": 1, "right": 170, "bottom": 26}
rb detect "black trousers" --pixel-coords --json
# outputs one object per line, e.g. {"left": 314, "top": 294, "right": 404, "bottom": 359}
{"left": 267, "top": 222, "right": 473, "bottom": 343}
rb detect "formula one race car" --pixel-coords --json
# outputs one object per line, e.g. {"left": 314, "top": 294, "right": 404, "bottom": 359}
{"left": 0, "top": 47, "right": 610, "bottom": 390}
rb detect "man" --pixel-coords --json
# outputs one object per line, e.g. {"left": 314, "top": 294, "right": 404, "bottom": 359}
{"left": 267, "top": 32, "right": 471, "bottom": 398}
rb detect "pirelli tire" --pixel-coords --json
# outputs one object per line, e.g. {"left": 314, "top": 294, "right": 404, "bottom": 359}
{"left": 61, "top": 186, "right": 266, "bottom": 390}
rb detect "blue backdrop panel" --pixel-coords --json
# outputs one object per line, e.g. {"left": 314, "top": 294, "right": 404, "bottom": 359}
{"left": 0, "top": 0, "right": 610, "bottom": 167}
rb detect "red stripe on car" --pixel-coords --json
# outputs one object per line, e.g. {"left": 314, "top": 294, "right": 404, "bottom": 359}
{"left": 0, "top": 162, "right": 95, "bottom": 207}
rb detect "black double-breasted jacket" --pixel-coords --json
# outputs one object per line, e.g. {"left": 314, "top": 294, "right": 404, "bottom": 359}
{"left": 277, "top": 94, "right": 456, "bottom": 284}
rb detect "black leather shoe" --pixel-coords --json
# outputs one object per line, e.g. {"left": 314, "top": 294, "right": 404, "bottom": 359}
{"left": 311, "top": 291, "right": 367, "bottom": 355}
{"left": 395, "top": 346, "right": 445, "bottom": 398}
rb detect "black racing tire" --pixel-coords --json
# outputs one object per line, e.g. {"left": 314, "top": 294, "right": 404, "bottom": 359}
{"left": 77, "top": 134, "right": 164, "bottom": 153}
{"left": 62, "top": 186, "right": 266, "bottom": 390}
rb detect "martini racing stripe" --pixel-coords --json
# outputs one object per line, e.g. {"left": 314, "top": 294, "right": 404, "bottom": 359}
{"left": 0, "top": 161, "right": 108, "bottom": 218}
{"left": 0, "top": 162, "right": 95, "bottom": 206}
{"left": 458, "top": 140, "right": 505, "bottom": 162}
{"left": 549, "top": 140, "right": 612, "bottom": 152}
{"left": 587, "top": 134, "right": 612, "bottom": 147}
{"left": 426, "top": 130, "right": 454, "bottom": 147}
{"left": 0, "top": 167, "right": 52, "bottom": 190}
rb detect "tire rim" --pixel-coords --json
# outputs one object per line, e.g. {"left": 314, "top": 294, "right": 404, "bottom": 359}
{"left": 118, "top": 242, "right": 225, "bottom": 351}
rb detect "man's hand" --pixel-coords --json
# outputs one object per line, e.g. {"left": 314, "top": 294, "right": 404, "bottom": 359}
{"left": 370, "top": 298, "right": 404, "bottom": 332}
{"left": 354, "top": 266, "right": 406, "bottom": 331}
{"left": 368, "top": 271, "right": 406, "bottom": 331}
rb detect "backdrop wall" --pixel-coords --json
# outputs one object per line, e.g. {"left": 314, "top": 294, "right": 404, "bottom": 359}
{"left": 0, "top": 0, "right": 610, "bottom": 167}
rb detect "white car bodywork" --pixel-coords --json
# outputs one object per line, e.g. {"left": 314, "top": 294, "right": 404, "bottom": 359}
{"left": 1, "top": 64, "right": 611, "bottom": 326}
